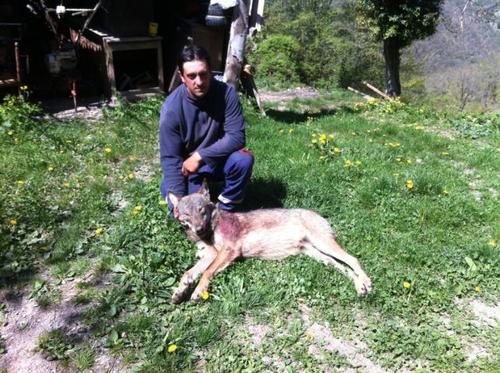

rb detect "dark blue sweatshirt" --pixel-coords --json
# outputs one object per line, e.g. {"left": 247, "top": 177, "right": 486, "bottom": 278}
{"left": 159, "top": 79, "right": 246, "bottom": 197}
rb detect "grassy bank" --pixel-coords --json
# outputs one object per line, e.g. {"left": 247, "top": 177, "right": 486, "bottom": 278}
{"left": 1, "top": 91, "right": 498, "bottom": 372}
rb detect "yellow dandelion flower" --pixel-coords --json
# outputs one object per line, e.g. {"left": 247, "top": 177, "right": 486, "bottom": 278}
{"left": 474, "top": 286, "right": 481, "bottom": 293}
{"left": 167, "top": 344, "right": 177, "bottom": 353}
{"left": 344, "top": 160, "right": 353, "bottom": 168}
{"left": 128, "top": 172, "right": 135, "bottom": 180}
{"left": 104, "top": 147, "right": 112, "bottom": 153}
{"left": 201, "top": 290, "right": 210, "bottom": 300}
{"left": 95, "top": 227, "right": 104, "bottom": 235}
{"left": 403, "top": 281, "right": 411, "bottom": 289}
{"left": 63, "top": 181, "right": 70, "bottom": 188}
{"left": 118, "top": 175, "right": 124, "bottom": 180}
{"left": 334, "top": 147, "right": 341, "bottom": 153}
{"left": 319, "top": 155, "right": 326, "bottom": 161}
{"left": 17, "top": 180, "right": 25, "bottom": 187}
{"left": 159, "top": 199, "right": 167, "bottom": 206}
{"left": 406, "top": 180, "right": 414, "bottom": 189}
{"left": 406, "top": 160, "right": 412, "bottom": 164}
{"left": 48, "top": 166, "right": 54, "bottom": 172}
{"left": 9, "top": 219, "right": 17, "bottom": 226}
{"left": 487, "top": 239, "right": 496, "bottom": 247}
{"left": 311, "top": 139, "right": 317, "bottom": 144}
{"left": 7, "top": 130, "right": 14, "bottom": 136}
{"left": 132, "top": 205, "right": 143, "bottom": 216}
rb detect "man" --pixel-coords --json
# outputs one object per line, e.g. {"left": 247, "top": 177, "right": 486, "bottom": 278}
{"left": 159, "top": 44, "right": 254, "bottom": 212}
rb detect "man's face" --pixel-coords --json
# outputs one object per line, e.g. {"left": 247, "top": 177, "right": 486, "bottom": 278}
{"left": 180, "top": 60, "right": 211, "bottom": 99}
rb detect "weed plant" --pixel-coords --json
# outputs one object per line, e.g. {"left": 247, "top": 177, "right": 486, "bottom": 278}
{"left": 0, "top": 91, "right": 498, "bottom": 371}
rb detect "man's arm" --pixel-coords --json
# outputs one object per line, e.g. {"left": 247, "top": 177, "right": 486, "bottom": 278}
{"left": 197, "top": 85, "right": 245, "bottom": 165}
{"left": 159, "top": 107, "right": 186, "bottom": 197}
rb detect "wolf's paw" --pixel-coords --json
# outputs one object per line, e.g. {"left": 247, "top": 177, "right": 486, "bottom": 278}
{"left": 355, "top": 275, "right": 373, "bottom": 296}
{"left": 190, "top": 287, "right": 208, "bottom": 302}
{"left": 171, "top": 287, "right": 189, "bottom": 304}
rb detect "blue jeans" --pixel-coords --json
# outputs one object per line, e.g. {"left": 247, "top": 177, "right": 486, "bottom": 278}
{"left": 162, "top": 149, "right": 254, "bottom": 211}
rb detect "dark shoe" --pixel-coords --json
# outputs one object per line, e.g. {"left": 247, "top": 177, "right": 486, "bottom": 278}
{"left": 205, "top": 3, "right": 227, "bottom": 27}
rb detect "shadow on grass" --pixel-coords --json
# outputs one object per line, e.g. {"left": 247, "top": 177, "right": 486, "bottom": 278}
{"left": 210, "top": 177, "right": 286, "bottom": 211}
{"left": 265, "top": 105, "right": 355, "bottom": 124}
{"left": 240, "top": 177, "right": 287, "bottom": 211}
{"left": 0, "top": 269, "right": 36, "bottom": 301}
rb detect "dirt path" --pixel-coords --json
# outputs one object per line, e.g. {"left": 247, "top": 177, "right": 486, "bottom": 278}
{"left": 0, "top": 278, "right": 122, "bottom": 373}
{"left": 259, "top": 87, "right": 321, "bottom": 102}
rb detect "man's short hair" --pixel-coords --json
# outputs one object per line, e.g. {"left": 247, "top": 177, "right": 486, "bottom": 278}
{"left": 178, "top": 44, "right": 212, "bottom": 74}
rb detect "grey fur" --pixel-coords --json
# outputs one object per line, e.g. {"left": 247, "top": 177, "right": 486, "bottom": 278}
{"left": 169, "top": 181, "right": 372, "bottom": 303}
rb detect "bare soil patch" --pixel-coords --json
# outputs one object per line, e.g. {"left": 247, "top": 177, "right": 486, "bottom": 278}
{"left": 0, "top": 275, "right": 122, "bottom": 373}
{"left": 259, "top": 87, "right": 321, "bottom": 102}
{"left": 299, "top": 303, "right": 386, "bottom": 373}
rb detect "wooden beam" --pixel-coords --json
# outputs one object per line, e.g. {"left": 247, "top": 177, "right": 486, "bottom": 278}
{"left": 362, "top": 81, "right": 392, "bottom": 100}
{"left": 347, "top": 86, "right": 374, "bottom": 100}
{"left": 224, "top": 0, "right": 249, "bottom": 90}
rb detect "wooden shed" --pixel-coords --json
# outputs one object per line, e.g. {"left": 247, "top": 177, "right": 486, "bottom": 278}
{"left": 0, "top": 0, "right": 264, "bottom": 101}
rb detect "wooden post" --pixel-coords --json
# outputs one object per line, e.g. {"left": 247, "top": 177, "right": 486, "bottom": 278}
{"left": 14, "top": 42, "right": 21, "bottom": 89}
{"left": 224, "top": 0, "right": 249, "bottom": 90}
{"left": 347, "top": 86, "right": 374, "bottom": 100}
{"left": 362, "top": 81, "right": 392, "bottom": 101}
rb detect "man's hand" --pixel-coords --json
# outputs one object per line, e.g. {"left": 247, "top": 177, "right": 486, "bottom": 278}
{"left": 182, "top": 152, "right": 202, "bottom": 176}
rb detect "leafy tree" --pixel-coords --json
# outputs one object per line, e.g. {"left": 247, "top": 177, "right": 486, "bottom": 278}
{"left": 409, "top": 0, "right": 500, "bottom": 110}
{"left": 357, "top": 0, "right": 442, "bottom": 96}
{"left": 251, "top": 1, "right": 385, "bottom": 89}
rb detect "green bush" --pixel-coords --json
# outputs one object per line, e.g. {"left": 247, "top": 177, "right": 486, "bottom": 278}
{"left": 249, "top": 7, "right": 384, "bottom": 89}
{"left": 252, "top": 34, "right": 301, "bottom": 85}
{"left": 0, "top": 90, "right": 41, "bottom": 134}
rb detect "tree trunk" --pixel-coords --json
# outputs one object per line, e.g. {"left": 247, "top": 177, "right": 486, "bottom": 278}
{"left": 224, "top": 0, "right": 249, "bottom": 90}
{"left": 383, "top": 38, "right": 401, "bottom": 97}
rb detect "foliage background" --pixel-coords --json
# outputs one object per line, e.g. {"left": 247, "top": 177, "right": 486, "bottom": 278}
{"left": 248, "top": 0, "right": 500, "bottom": 112}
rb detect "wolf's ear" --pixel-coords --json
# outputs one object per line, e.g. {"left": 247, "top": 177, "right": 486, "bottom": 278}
{"left": 199, "top": 179, "right": 210, "bottom": 200}
{"left": 168, "top": 193, "right": 180, "bottom": 209}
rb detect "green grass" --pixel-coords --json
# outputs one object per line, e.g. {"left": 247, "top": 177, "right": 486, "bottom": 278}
{"left": 1, "top": 91, "right": 499, "bottom": 372}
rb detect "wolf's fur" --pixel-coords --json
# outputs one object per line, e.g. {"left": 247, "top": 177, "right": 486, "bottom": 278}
{"left": 169, "top": 181, "right": 372, "bottom": 303}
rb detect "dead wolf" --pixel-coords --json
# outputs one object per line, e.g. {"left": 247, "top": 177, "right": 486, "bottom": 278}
{"left": 169, "top": 181, "right": 372, "bottom": 303}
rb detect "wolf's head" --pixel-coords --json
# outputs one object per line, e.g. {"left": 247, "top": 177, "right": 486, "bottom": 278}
{"left": 168, "top": 180, "right": 215, "bottom": 239}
